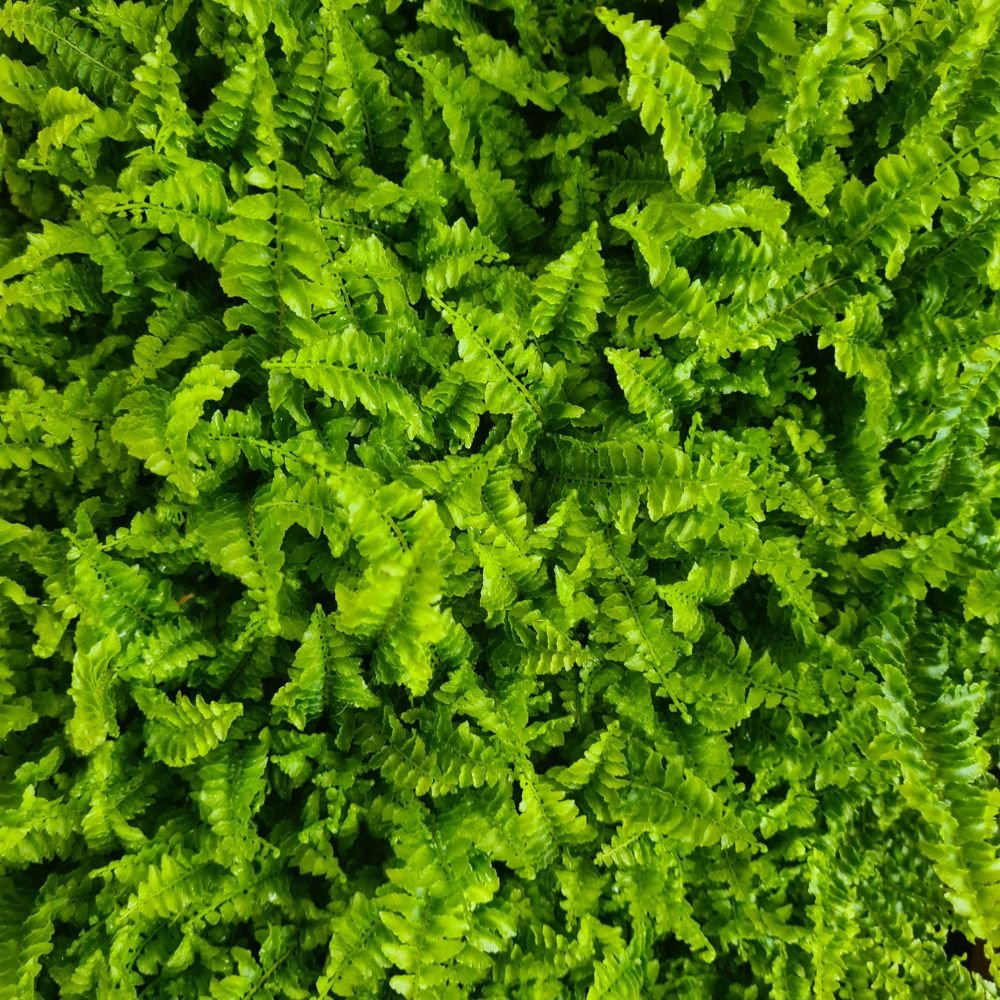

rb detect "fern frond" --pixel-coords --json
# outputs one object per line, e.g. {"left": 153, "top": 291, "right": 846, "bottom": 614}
{"left": 98, "top": 158, "right": 229, "bottom": 266}
{"left": 133, "top": 687, "right": 243, "bottom": 767}
{"left": 865, "top": 607, "right": 1000, "bottom": 948}
{"left": 597, "top": 7, "right": 716, "bottom": 196}
{"left": 112, "top": 362, "right": 239, "bottom": 495}
{"left": 529, "top": 223, "right": 608, "bottom": 364}
{"left": 129, "top": 30, "right": 196, "bottom": 155}
{"left": 619, "top": 744, "right": 757, "bottom": 853}
{"left": 273, "top": 605, "right": 378, "bottom": 728}
{"left": 422, "top": 218, "right": 509, "bottom": 297}
{"left": 542, "top": 434, "right": 753, "bottom": 529}
{"left": 265, "top": 327, "right": 433, "bottom": 441}
{"left": 0, "top": 1, "right": 134, "bottom": 104}
{"left": 316, "top": 892, "right": 392, "bottom": 999}
{"left": 195, "top": 736, "right": 268, "bottom": 859}
{"left": 335, "top": 503, "right": 452, "bottom": 696}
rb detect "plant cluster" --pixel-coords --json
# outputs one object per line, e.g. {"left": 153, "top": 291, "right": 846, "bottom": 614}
{"left": 1, "top": 0, "right": 999, "bottom": 996}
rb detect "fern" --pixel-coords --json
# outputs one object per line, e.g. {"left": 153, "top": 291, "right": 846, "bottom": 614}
{"left": 0, "top": 1, "right": 134, "bottom": 104}
{"left": 597, "top": 7, "right": 716, "bottom": 196}
{"left": 112, "top": 361, "right": 239, "bottom": 495}
{"left": 334, "top": 502, "right": 453, "bottom": 696}
{"left": 202, "top": 46, "right": 269, "bottom": 151}
{"left": 273, "top": 604, "right": 378, "bottom": 728}
{"left": 97, "top": 156, "right": 230, "bottom": 266}
{"left": 529, "top": 222, "right": 608, "bottom": 364}
{"left": 133, "top": 687, "right": 243, "bottom": 766}
{"left": 422, "top": 218, "right": 509, "bottom": 296}
{"left": 542, "top": 435, "right": 752, "bottom": 529}
{"left": 864, "top": 606, "right": 1000, "bottom": 949}
{"left": 265, "top": 327, "right": 433, "bottom": 442}
{"left": 3, "top": 0, "right": 999, "bottom": 994}
{"left": 194, "top": 735, "right": 268, "bottom": 859}
{"left": 218, "top": 170, "right": 334, "bottom": 338}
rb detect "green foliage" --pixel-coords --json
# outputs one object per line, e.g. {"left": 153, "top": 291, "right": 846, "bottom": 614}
{"left": 1, "top": 0, "right": 999, "bottom": 996}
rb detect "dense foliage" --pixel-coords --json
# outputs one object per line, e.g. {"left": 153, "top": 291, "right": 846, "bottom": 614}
{"left": 2, "top": 0, "right": 999, "bottom": 996}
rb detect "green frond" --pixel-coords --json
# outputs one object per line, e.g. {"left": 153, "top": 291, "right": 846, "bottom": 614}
{"left": 461, "top": 33, "right": 569, "bottom": 112}
{"left": 422, "top": 218, "right": 509, "bottom": 297}
{"left": 662, "top": 0, "right": 744, "bottom": 87}
{"left": 97, "top": 157, "right": 229, "bottom": 265}
{"left": 133, "top": 687, "right": 243, "bottom": 767}
{"left": 618, "top": 744, "right": 757, "bottom": 853}
{"left": 207, "top": 925, "right": 302, "bottom": 1000}
{"left": 112, "top": 362, "right": 239, "bottom": 495}
{"left": 273, "top": 605, "right": 378, "bottom": 728}
{"left": 541, "top": 434, "right": 753, "bottom": 530}
{"left": 0, "top": 1, "right": 134, "bottom": 104}
{"left": 0, "top": 878, "right": 66, "bottom": 1000}
{"left": 265, "top": 327, "right": 433, "bottom": 441}
{"left": 435, "top": 298, "right": 545, "bottom": 458}
{"left": 202, "top": 46, "right": 269, "bottom": 151}
{"left": 275, "top": 17, "right": 337, "bottom": 176}
{"left": 369, "top": 709, "right": 508, "bottom": 797}
{"left": 128, "top": 293, "right": 225, "bottom": 387}
{"left": 0, "top": 52, "right": 49, "bottom": 111}
{"left": 841, "top": 133, "right": 961, "bottom": 279}
{"left": 865, "top": 607, "right": 1000, "bottom": 948}
{"left": 529, "top": 223, "right": 608, "bottom": 364}
{"left": 130, "top": 30, "right": 196, "bottom": 155}
{"left": 188, "top": 473, "right": 328, "bottom": 635}
{"left": 316, "top": 893, "right": 393, "bottom": 999}
{"left": 323, "top": 8, "right": 405, "bottom": 167}
{"left": 585, "top": 928, "right": 647, "bottom": 1000}
{"left": 195, "top": 736, "right": 269, "bottom": 858}
{"left": 597, "top": 7, "right": 715, "bottom": 196}
{"left": 893, "top": 330, "right": 1000, "bottom": 520}
{"left": 335, "top": 502, "right": 452, "bottom": 696}
{"left": 78, "top": 737, "right": 153, "bottom": 850}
